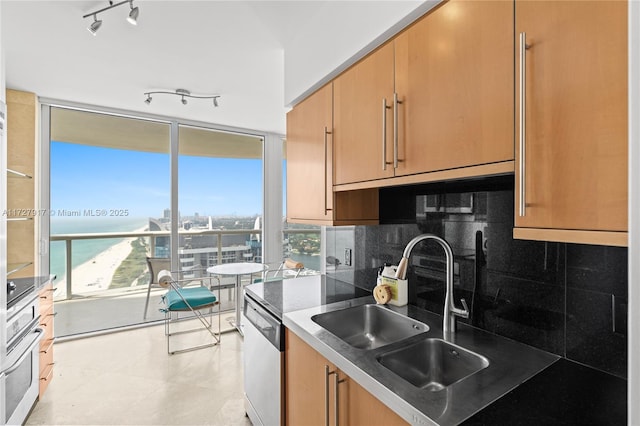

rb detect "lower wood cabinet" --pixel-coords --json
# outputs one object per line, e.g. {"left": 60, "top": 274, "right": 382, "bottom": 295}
{"left": 38, "top": 280, "right": 55, "bottom": 396}
{"left": 285, "top": 329, "right": 406, "bottom": 426}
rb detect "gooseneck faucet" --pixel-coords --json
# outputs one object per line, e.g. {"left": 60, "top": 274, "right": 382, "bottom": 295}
{"left": 395, "top": 234, "right": 469, "bottom": 338}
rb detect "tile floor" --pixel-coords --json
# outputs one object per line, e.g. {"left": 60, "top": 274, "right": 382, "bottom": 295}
{"left": 54, "top": 285, "right": 238, "bottom": 337}
{"left": 26, "top": 322, "right": 252, "bottom": 426}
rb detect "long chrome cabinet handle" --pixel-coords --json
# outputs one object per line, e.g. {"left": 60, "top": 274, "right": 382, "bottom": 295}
{"left": 324, "top": 365, "right": 336, "bottom": 426}
{"left": 382, "top": 98, "right": 388, "bottom": 171}
{"left": 334, "top": 371, "right": 345, "bottom": 426}
{"left": 519, "top": 32, "right": 527, "bottom": 217}
{"left": 324, "top": 126, "right": 332, "bottom": 213}
{"left": 393, "top": 92, "right": 402, "bottom": 169}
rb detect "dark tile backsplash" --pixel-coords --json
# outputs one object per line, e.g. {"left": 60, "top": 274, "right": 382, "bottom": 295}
{"left": 325, "top": 187, "right": 628, "bottom": 379}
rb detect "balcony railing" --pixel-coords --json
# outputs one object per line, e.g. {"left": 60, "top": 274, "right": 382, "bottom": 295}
{"left": 50, "top": 228, "right": 321, "bottom": 301}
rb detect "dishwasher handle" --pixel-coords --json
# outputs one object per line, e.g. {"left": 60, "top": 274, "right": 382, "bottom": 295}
{"left": 243, "top": 295, "right": 284, "bottom": 351}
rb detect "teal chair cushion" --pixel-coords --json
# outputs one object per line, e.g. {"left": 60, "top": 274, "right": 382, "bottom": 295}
{"left": 165, "top": 287, "right": 217, "bottom": 311}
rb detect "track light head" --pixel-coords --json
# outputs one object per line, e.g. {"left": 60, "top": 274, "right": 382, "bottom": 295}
{"left": 127, "top": 1, "right": 139, "bottom": 25}
{"left": 181, "top": 97, "right": 188, "bottom": 105}
{"left": 83, "top": 0, "right": 140, "bottom": 34}
{"left": 144, "top": 95, "right": 152, "bottom": 104}
{"left": 213, "top": 97, "right": 219, "bottom": 107}
{"left": 88, "top": 15, "right": 102, "bottom": 36}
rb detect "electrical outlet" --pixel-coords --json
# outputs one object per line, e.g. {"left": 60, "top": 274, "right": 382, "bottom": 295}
{"left": 344, "top": 248, "right": 352, "bottom": 266}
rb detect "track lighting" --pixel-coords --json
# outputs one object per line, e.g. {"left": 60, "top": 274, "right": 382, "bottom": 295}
{"left": 143, "top": 89, "right": 221, "bottom": 107}
{"left": 127, "top": 1, "right": 139, "bottom": 25}
{"left": 83, "top": 0, "right": 140, "bottom": 35}
{"left": 88, "top": 15, "right": 102, "bottom": 36}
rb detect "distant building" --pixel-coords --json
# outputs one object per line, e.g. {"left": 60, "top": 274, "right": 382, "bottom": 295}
{"left": 148, "top": 214, "right": 260, "bottom": 278}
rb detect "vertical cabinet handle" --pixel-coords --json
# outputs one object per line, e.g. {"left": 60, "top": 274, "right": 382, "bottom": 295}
{"left": 325, "top": 365, "right": 333, "bottom": 426}
{"left": 393, "top": 93, "right": 402, "bottom": 169}
{"left": 519, "top": 32, "right": 528, "bottom": 217}
{"left": 382, "top": 98, "right": 392, "bottom": 171}
{"left": 334, "top": 371, "right": 345, "bottom": 426}
{"left": 382, "top": 98, "right": 388, "bottom": 171}
{"left": 324, "top": 365, "right": 344, "bottom": 426}
{"left": 324, "top": 126, "right": 332, "bottom": 213}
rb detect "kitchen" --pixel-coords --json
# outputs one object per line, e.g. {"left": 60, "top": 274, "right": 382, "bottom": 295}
{"left": 1, "top": 0, "right": 640, "bottom": 425}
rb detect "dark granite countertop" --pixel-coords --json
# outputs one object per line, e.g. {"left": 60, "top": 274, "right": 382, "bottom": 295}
{"left": 248, "top": 275, "right": 627, "bottom": 425}
{"left": 244, "top": 274, "right": 369, "bottom": 319}
{"left": 463, "top": 358, "right": 627, "bottom": 425}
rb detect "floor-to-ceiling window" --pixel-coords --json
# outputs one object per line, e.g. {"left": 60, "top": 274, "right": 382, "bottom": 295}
{"left": 48, "top": 107, "right": 171, "bottom": 335}
{"left": 44, "top": 105, "right": 275, "bottom": 337}
{"left": 177, "top": 124, "right": 263, "bottom": 312}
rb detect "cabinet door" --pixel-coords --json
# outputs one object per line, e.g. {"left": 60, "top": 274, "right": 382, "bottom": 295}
{"left": 286, "top": 84, "right": 333, "bottom": 222}
{"left": 38, "top": 281, "right": 55, "bottom": 397}
{"left": 334, "top": 42, "right": 395, "bottom": 185}
{"left": 514, "top": 0, "right": 627, "bottom": 237}
{"left": 338, "top": 373, "right": 407, "bottom": 426}
{"left": 285, "top": 329, "right": 407, "bottom": 426}
{"left": 285, "top": 329, "right": 334, "bottom": 426}
{"left": 394, "top": 0, "right": 514, "bottom": 176}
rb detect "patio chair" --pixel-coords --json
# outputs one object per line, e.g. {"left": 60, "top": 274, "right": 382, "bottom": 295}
{"left": 158, "top": 270, "right": 221, "bottom": 354}
{"left": 255, "top": 258, "right": 305, "bottom": 283}
{"left": 143, "top": 257, "right": 171, "bottom": 320}
{"left": 273, "top": 258, "right": 305, "bottom": 279}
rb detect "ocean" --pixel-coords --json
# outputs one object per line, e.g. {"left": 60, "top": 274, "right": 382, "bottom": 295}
{"left": 50, "top": 217, "right": 148, "bottom": 280}
{"left": 289, "top": 253, "right": 321, "bottom": 272}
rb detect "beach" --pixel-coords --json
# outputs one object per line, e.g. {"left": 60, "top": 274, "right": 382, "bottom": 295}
{"left": 55, "top": 226, "right": 147, "bottom": 298}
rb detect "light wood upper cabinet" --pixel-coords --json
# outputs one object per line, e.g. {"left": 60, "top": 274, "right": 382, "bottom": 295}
{"left": 285, "top": 329, "right": 406, "bottom": 426}
{"left": 333, "top": 42, "right": 396, "bottom": 185}
{"left": 286, "top": 84, "right": 379, "bottom": 225}
{"left": 513, "top": 0, "right": 628, "bottom": 246}
{"left": 394, "top": 0, "right": 514, "bottom": 176}
{"left": 287, "top": 84, "right": 334, "bottom": 222}
{"left": 332, "top": 0, "right": 514, "bottom": 189}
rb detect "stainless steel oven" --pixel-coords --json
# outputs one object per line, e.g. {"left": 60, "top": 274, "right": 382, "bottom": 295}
{"left": 1, "top": 292, "right": 42, "bottom": 426}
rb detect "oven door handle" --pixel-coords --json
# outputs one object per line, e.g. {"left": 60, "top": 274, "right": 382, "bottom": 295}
{"left": 7, "top": 316, "right": 42, "bottom": 352}
{"left": 3, "top": 328, "right": 43, "bottom": 375}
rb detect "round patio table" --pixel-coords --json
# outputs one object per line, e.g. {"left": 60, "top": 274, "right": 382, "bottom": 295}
{"left": 207, "top": 262, "right": 268, "bottom": 335}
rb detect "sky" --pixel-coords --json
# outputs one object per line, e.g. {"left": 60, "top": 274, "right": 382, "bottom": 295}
{"left": 51, "top": 141, "right": 265, "bottom": 219}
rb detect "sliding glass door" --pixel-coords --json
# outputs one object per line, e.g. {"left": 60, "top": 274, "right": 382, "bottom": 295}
{"left": 46, "top": 107, "right": 268, "bottom": 336}
{"left": 177, "top": 125, "right": 263, "bottom": 312}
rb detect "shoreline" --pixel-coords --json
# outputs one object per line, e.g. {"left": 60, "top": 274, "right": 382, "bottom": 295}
{"left": 55, "top": 226, "right": 147, "bottom": 298}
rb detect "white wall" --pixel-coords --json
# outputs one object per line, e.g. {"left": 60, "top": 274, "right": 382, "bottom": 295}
{"left": 283, "top": 0, "right": 441, "bottom": 106}
{"left": 629, "top": 2, "right": 639, "bottom": 424}
{"left": 0, "top": 0, "right": 8, "bottom": 367}
{"left": 262, "top": 133, "right": 284, "bottom": 268}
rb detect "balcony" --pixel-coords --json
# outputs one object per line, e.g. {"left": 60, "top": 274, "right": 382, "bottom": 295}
{"left": 50, "top": 227, "right": 320, "bottom": 337}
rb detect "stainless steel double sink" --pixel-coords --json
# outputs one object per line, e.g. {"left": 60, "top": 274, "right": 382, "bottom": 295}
{"left": 311, "top": 304, "right": 489, "bottom": 392}
{"left": 284, "top": 296, "right": 558, "bottom": 425}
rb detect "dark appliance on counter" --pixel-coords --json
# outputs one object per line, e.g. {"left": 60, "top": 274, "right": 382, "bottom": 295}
{"left": 2, "top": 279, "right": 43, "bottom": 426}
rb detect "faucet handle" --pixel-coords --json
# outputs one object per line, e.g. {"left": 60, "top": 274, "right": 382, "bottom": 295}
{"left": 459, "top": 298, "right": 470, "bottom": 318}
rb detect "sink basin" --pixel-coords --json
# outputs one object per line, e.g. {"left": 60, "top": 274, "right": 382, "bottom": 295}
{"left": 311, "top": 304, "right": 428, "bottom": 350}
{"left": 377, "top": 338, "right": 489, "bottom": 391}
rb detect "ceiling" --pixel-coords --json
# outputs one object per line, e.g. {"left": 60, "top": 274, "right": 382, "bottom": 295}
{"left": 1, "top": 1, "right": 429, "bottom": 135}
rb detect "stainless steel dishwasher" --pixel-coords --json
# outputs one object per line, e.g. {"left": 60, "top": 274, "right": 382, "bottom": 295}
{"left": 242, "top": 294, "right": 284, "bottom": 426}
